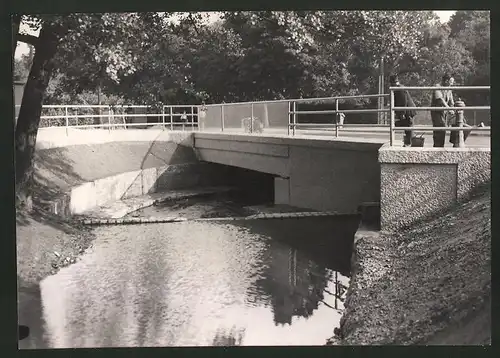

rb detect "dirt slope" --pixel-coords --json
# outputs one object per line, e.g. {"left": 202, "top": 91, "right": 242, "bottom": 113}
{"left": 332, "top": 182, "right": 491, "bottom": 345}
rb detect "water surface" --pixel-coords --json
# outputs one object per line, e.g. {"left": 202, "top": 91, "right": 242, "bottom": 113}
{"left": 37, "top": 216, "right": 357, "bottom": 347}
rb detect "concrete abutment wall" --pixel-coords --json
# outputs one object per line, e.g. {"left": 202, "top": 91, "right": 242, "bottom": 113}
{"left": 194, "top": 133, "right": 383, "bottom": 214}
{"left": 379, "top": 144, "right": 491, "bottom": 231}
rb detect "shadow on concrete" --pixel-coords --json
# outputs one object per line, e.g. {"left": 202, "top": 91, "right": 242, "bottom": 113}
{"left": 118, "top": 132, "right": 199, "bottom": 200}
{"left": 33, "top": 147, "right": 85, "bottom": 200}
{"left": 16, "top": 146, "right": 87, "bottom": 234}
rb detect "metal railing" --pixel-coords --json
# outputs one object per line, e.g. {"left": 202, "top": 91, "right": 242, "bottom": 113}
{"left": 286, "top": 93, "right": 389, "bottom": 137}
{"left": 16, "top": 104, "right": 200, "bottom": 134}
{"left": 199, "top": 94, "right": 390, "bottom": 135}
{"left": 16, "top": 87, "right": 490, "bottom": 148}
{"left": 389, "top": 86, "right": 491, "bottom": 147}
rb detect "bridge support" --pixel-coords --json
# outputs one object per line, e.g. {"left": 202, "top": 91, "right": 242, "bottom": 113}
{"left": 274, "top": 177, "right": 290, "bottom": 205}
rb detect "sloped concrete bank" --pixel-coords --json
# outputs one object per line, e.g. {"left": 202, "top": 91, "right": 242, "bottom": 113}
{"left": 33, "top": 129, "right": 273, "bottom": 218}
{"left": 328, "top": 182, "right": 491, "bottom": 345}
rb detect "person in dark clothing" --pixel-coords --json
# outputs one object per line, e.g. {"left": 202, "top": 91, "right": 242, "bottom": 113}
{"left": 430, "top": 74, "right": 455, "bottom": 147}
{"left": 390, "top": 74, "right": 417, "bottom": 146}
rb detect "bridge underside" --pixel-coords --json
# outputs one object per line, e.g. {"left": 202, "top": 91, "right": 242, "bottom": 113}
{"left": 193, "top": 132, "right": 383, "bottom": 214}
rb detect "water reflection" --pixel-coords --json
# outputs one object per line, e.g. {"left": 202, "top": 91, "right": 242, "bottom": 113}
{"left": 34, "top": 217, "right": 355, "bottom": 348}
{"left": 237, "top": 216, "right": 355, "bottom": 327}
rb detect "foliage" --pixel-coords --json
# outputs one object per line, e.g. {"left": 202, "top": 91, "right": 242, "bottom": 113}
{"left": 18, "top": 11, "right": 490, "bottom": 108}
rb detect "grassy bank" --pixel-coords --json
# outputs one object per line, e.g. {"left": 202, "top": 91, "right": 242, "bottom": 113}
{"left": 329, "top": 182, "right": 491, "bottom": 345}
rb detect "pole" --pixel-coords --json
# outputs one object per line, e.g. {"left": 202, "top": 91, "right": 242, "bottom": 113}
{"left": 455, "top": 100, "right": 465, "bottom": 148}
{"left": 108, "top": 105, "right": 111, "bottom": 133}
{"left": 292, "top": 101, "right": 296, "bottom": 136}
{"left": 378, "top": 75, "right": 382, "bottom": 125}
{"left": 389, "top": 89, "right": 395, "bottom": 146}
{"left": 162, "top": 106, "right": 165, "bottom": 129}
{"left": 250, "top": 103, "right": 254, "bottom": 133}
{"left": 380, "top": 57, "right": 385, "bottom": 124}
{"left": 191, "top": 106, "right": 194, "bottom": 131}
{"left": 287, "top": 101, "right": 291, "bottom": 136}
{"left": 221, "top": 105, "right": 225, "bottom": 132}
{"left": 170, "top": 106, "right": 173, "bottom": 131}
{"left": 335, "top": 99, "right": 339, "bottom": 138}
{"left": 65, "top": 106, "right": 69, "bottom": 136}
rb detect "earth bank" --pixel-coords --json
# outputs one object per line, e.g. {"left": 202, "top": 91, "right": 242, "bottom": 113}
{"left": 327, "top": 182, "right": 491, "bottom": 345}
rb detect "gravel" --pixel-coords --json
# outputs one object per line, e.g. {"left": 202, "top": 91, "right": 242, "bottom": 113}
{"left": 328, "top": 183, "right": 491, "bottom": 345}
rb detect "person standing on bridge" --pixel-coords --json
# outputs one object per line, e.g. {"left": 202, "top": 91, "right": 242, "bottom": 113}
{"left": 390, "top": 74, "right": 416, "bottom": 147}
{"left": 430, "top": 74, "right": 455, "bottom": 147}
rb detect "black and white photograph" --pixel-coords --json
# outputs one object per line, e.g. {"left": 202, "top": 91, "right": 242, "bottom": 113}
{"left": 13, "top": 9, "right": 490, "bottom": 348}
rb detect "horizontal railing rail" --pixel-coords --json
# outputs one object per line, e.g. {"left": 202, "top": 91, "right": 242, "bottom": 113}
{"left": 203, "top": 93, "right": 389, "bottom": 108}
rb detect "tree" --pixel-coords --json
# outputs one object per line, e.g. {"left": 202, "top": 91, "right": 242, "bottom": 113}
{"left": 14, "top": 14, "right": 146, "bottom": 205}
{"left": 15, "top": 18, "right": 68, "bottom": 206}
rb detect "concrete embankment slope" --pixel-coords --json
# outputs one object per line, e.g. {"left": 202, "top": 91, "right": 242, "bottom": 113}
{"left": 33, "top": 128, "right": 271, "bottom": 216}
{"left": 335, "top": 182, "right": 491, "bottom": 345}
{"left": 34, "top": 129, "right": 197, "bottom": 192}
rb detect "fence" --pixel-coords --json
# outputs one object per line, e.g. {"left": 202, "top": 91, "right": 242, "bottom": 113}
{"left": 17, "top": 87, "right": 490, "bottom": 147}
{"left": 15, "top": 104, "right": 200, "bottom": 133}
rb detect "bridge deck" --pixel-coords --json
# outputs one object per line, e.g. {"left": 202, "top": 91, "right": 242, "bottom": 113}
{"left": 199, "top": 127, "right": 490, "bottom": 148}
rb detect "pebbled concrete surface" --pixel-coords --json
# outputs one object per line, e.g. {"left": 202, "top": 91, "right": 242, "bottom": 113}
{"left": 329, "top": 183, "right": 491, "bottom": 345}
{"left": 379, "top": 145, "right": 490, "bottom": 231}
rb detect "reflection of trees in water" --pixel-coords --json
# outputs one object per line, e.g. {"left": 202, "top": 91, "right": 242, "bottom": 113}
{"left": 212, "top": 326, "right": 246, "bottom": 346}
{"left": 133, "top": 244, "right": 172, "bottom": 346}
{"left": 251, "top": 238, "right": 340, "bottom": 326}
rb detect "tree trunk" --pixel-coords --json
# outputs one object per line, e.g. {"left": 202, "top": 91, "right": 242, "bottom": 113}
{"left": 12, "top": 14, "right": 21, "bottom": 56}
{"left": 15, "top": 22, "right": 63, "bottom": 206}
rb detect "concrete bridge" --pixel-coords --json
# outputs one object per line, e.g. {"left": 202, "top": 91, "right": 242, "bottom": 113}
{"left": 36, "top": 126, "right": 490, "bottom": 231}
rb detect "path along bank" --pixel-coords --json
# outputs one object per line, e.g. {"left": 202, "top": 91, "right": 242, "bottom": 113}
{"left": 328, "top": 182, "right": 491, "bottom": 345}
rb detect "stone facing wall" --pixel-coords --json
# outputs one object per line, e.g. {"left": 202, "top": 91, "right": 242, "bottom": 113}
{"left": 379, "top": 145, "right": 491, "bottom": 231}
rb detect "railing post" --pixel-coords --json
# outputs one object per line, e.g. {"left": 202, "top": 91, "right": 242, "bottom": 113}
{"left": 292, "top": 101, "right": 296, "bottom": 136}
{"left": 251, "top": 103, "right": 254, "bottom": 133}
{"left": 65, "top": 106, "right": 69, "bottom": 136}
{"left": 162, "top": 106, "right": 165, "bottom": 130}
{"left": 287, "top": 101, "right": 291, "bottom": 136}
{"left": 108, "top": 105, "right": 111, "bottom": 133}
{"left": 335, "top": 99, "right": 339, "bottom": 138}
{"left": 221, "top": 105, "right": 225, "bottom": 132}
{"left": 170, "top": 106, "right": 173, "bottom": 131}
{"left": 389, "top": 89, "right": 395, "bottom": 146}
{"left": 191, "top": 106, "right": 194, "bottom": 131}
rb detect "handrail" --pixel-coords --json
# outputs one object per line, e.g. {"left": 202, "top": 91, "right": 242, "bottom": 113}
{"left": 391, "top": 86, "right": 490, "bottom": 91}
{"left": 204, "top": 93, "right": 388, "bottom": 108}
